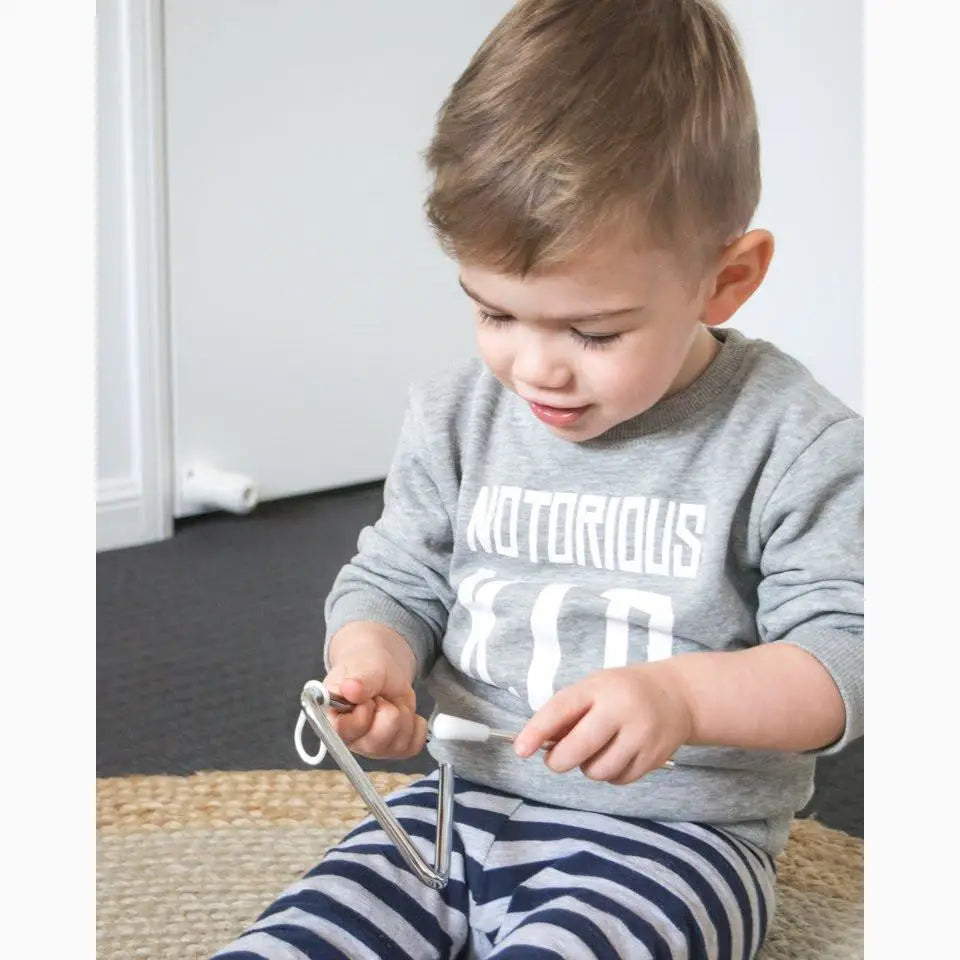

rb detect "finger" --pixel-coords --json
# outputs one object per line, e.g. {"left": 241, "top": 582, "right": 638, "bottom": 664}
{"left": 579, "top": 731, "right": 636, "bottom": 782}
{"left": 330, "top": 700, "right": 376, "bottom": 742}
{"left": 351, "top": 697, "right": 403, "bottom": 756}
{"left": 396, "top": 713, "right": 428, "bottom": 758}
{"left": 544, "top": 710, "right": 618, "bottom": 774}
{"left": 371, "top": 704, "right": 413, "bottom": 758}
{"left": 324, "top": 660, "right": 386, "bottom": 705}
{"left": 514, "top": 685, "right": 592, "bottom": 758}
{"left": 338, "top": 672, "right": 383, "bottom": 705}
{"left": 390, "top": 686, "right": 418, "bottom": 715}
{"left": 376, "top": 710, "right": 426, "bottom": 760}
{"left": 611, "top": 754, "right": 653, "bottom": 786}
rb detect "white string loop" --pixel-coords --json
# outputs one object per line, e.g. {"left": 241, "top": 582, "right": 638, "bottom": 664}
{"left": 294, "top": 682, "right": 333, "bottom": 765}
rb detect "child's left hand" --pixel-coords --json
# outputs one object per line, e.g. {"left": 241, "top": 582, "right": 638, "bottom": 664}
{"left": 513, "top": 663, "right": 693, "bottom": 785}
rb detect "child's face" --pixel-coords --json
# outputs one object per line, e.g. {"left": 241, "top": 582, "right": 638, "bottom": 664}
{"left": 460, "top": 233, "right": 718, "bottom": 442}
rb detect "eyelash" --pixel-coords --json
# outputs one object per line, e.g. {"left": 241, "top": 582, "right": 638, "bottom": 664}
{"left": 476, "top": 309, "right": 622, "bottom": 350}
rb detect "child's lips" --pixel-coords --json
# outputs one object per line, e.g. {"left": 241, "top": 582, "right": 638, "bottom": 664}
{"left": 528, "top": 400, "right": 591, "bottom": 426}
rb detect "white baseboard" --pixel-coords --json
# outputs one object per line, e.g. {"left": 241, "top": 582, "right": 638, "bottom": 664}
{"left": 97, "top": 477, "right": 166, "bottom": 552}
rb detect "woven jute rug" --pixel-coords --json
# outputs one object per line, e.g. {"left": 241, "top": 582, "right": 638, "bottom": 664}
{"left": 97, "top": 770, "right": 863, "bottom": 959}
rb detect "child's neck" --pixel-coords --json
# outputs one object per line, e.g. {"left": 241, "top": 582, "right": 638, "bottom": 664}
{"left": 665, "top": 324, "right": 721, "bottom": 398}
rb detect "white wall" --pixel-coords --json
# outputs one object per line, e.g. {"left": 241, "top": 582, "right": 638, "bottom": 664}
{"left": 724, "top": 0, "right": 862, "bottom": 412}
{"left": 98, "top": 0, "right": 861, "bottom": 549}
{"left": 96, "top": 0, "right": 172, "bottom": 551}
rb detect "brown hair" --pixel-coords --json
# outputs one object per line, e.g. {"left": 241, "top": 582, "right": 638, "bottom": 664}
{"left": 424, "top": 0, "right": 760, "bottom": 277}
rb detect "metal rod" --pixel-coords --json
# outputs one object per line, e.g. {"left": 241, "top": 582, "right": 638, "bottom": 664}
{"left": 329, "top": 693, "right": 675, "bottom": 769}
{"left": 484, "top": 726, "right": 676, "bottom": 769}
{"left": 300, "top": 681, "right": 453, "bottom": 889}
{"left": 324, "top": 691, "right": 359, "bottom": 713}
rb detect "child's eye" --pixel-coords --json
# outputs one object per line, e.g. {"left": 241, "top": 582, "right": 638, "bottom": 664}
{"left": 477, "top": 309, "right": 514, "bottom": 327}
{"left": 477, "top": 309, "right": 620, "bottom": 350}
{"left": 571, "top": 329, "right": 622, "bottom": 350}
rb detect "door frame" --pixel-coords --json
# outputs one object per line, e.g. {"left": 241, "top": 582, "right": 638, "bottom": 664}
{"left": 97, "top": 0, "right": 174, "bottom": 551}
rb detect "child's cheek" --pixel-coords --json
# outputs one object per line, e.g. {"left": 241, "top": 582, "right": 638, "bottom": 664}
{"left": 476, "top": 331, "right": 512, "bottom": 381}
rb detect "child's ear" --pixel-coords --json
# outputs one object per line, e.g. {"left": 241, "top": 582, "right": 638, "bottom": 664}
{"left": 702, "top": 229, "right": 774, "bottom": 328}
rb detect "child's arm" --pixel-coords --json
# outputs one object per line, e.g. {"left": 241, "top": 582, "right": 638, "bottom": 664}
{"left": 678, "top": 415, "right": 863, "bottom": 753}
{"left": 318, "top": 387, "right": 458, "bottom": 758}
{"left": 662, "top": 642, "right": 845, "bottom": 751}
{"left": 517, "top": 417, "right": 863, "bottom": 781}
{"left": 323, "top": 389, "right": 457, "bottom": 684}
{"left": 515, "top": 641, "right": 846, "bottom": 772}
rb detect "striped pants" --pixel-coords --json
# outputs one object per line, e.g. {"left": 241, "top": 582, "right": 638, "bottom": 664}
{"left": 212, "top": 771, "right": 776, "bottom": 960}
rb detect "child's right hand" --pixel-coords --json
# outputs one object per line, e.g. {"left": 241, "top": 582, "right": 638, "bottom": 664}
{"left": 323, "top": 623, "right": 428, "bottom": 760}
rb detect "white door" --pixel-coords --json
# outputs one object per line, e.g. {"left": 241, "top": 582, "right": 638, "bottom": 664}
{"left": 163, "top": 0, "right": 515, "bottom": 516}
{"left": 162, "top": 0, "right": 860, "bottom": 519}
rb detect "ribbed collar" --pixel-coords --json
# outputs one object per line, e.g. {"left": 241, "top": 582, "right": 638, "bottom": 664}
{"left": 585, "top": 327, "right": 750, "bottom": 444}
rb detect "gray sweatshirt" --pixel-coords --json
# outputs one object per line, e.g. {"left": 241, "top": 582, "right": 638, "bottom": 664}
{"left": 323, "top": 328, "right": 863, "bottom": 855}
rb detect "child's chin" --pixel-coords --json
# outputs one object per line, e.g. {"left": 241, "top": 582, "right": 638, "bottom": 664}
{"left": 546, "top": 416, "right": 609, "bottom": 442}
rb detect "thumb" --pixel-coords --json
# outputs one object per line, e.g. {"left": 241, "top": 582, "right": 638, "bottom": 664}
{"left": 325, "top": 658, "right": 386, "bottom": 704}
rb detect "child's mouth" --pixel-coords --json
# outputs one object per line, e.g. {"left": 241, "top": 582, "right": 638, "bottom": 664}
{"left": 528, "top": 401, "right": 591, "bottom": 426}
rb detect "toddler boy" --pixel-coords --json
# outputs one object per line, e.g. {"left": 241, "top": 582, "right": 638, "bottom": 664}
{"left": 215, "top": 0, "right": 862, "bottom": 956}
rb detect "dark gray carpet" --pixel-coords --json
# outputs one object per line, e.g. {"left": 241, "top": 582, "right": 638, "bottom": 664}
{"left": 97, "top": 483, "right": 862, "bottom": 838}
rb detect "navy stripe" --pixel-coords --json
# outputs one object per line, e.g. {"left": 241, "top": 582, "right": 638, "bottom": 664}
{"left": 260, "top": 862, "right": 455, "bottom": 954}
{"left": 212, "top": 952, "right": 279, "bottom": 960}
{"left": 258, "top": 893, "right": 409, "bottom": 959}
{"left": 310, "top": 838, "right": 471, "bottom": 907}
{"left": 514, "top": 850, "right": 709, "bottom": 958}
{"left": 637, "top": 821, "right": 754, "bottom": 960}
{"left": 697, "top": 825, "right": 775, "bottom": 946}
{"left": 345, "top": 787, "right": 507, "bottom": 841}
{"left": 507, "top": 879, "right": 675, "bottom": 958}
{"left": 338, "top": 812, "right": 487, "bottom": 896}
{"left": 502, "top": 906, "right": 616, "bottom": 958}
{"left": 380, "top": 772, "right": 518, "bottom": 808}
{"left": 479, "top": 818, "right": 731, "bottom": 958}
{"left": 401, "top": 773, "right": 440, "bottom": 786}
{"left": 386, "top": 773, "right": 522, "bottom": 811}
{"left": 242, "top": 923, "right": 353, "bottom": 960}
{"left": 454, "top": 943, "right": 479, "bottom": 960}
{"left": 698, "top": 824, "right": 773, "bottom": 875}
{"left": 343, "top": 799, "right": 507, "bottom": 897}
{"left": 488, "top": 948, "right": 560, "bottom": 959}
{"left": 450, "top": 797, "right": 524, "bottom": 835}
{"left": 729, "top": 846, "right": 770, "bottom": 947}
{"left": 380, "top": 784, "right": 513, "bottom": 836}
{"left": 696, "top": 827, "right": 771, "bottom": 947}
{"left": 343, "top": 777, "right": 530, "bottom": 897}
{"left": 220, "top": 772, "right": 772, "bottom": 959}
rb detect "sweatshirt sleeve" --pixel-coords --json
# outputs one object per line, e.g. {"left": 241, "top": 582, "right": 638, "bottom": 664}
{"left": 322, "top": 389, "right": 457, "bottom": 681}
{"left": 756, "top": 416, "right": 864, "bottom": 756}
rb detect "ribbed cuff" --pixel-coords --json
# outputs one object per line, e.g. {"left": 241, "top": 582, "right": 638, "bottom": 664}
{"left": 323, "top": 591, "right": 438, "bottom": 681}
{"left": 776, "top": 627, "right": 864, "bottom": 756}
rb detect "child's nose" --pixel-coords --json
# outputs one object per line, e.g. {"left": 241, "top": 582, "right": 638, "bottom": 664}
{"left": 512, "top": 332, "right": 573, "bottom": 391}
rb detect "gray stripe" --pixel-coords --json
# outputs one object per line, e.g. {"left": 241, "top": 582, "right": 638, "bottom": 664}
{"left": 323, "top": 849, "right": 470, "bottom": 944}
{"left": 667, "top": 822, "right": 768, "bottom": 955}
{"left": 498, "top": 894, "right": 650, "bottom": 958}
{"left": 335, "top": 803, "right": 471, "bottom": 884}
{"left": 216, "top": 924, "right": 352, "bottom": 959}
{"left": 495, "top": 919, "right": 599, "bottom": 957}
{"left": 250, "top": 880, "right": 433, "bottom": 959}
{"left": 496, "top": 805, "right": 746, "bottom": 959}
{"left": 484, "top": 837, "right": 719, "bottom": 955}
{"left": 498, "top": 869, "right": 691, "bottom": 958}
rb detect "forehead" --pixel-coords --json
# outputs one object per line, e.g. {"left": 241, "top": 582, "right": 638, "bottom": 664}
{"left": 460, "top": 232, "right": 682, "bottom": 317}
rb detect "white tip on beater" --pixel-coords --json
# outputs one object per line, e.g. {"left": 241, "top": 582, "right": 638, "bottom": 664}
{"left": 430, "top": 713, "right": 492, "bottom": 742}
